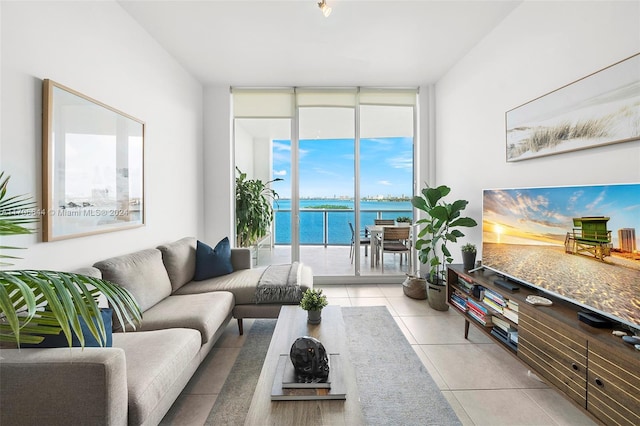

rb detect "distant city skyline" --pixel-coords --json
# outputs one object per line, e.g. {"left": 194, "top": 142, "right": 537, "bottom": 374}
{"left": 271, "top": 137, "right": 413, "bottom": 199}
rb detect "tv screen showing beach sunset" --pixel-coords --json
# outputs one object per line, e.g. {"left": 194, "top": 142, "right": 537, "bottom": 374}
{"left": 482, "top": 183, "right": 640, "bottom": 331}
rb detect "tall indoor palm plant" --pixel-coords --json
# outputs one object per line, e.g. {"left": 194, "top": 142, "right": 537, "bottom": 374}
{"left": 0, "top": 172, "right": 141, "bottom": 347}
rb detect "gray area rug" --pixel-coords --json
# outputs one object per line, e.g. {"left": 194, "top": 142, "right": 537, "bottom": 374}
{"left": 343, "top": 306, "right": 461, "bottom": 425}
{"left": 205, "top": 319, "right": 277, "bottom": 425}
{"left": 206, "top": 307, "right": 461, "bottom": 425}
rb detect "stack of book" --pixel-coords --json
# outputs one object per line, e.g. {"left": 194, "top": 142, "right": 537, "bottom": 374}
{"left": 457, "top": 274, "right": 474, "bottom": 294}
{"left": 491, "top": 316, "right": 518, "bottom": 350}
{"left": 503, "top": 299, "right": 519, "bottom": 324}
{"left": 467, "top": 299, "right": 492, "bottom": 326}
{"left": 483, "top": 288, "right": 506, "bottom": 314}
{"left": 450, "top": 289, "right": 468, "bottom": 312}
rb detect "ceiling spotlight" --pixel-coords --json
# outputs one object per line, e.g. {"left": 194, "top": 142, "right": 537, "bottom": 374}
{"left": 318, "top": 0, "right": 332, "bottom": 18}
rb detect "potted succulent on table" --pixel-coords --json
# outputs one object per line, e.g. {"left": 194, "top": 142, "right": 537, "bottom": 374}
{"left": 299, "top": 288, "right": 328, "bottom": 324}
{"left": 461, "top": 243, "right": 477, "bottom": 271}
{"left": 411, "top": 183, "right": 478, "bottom": 310}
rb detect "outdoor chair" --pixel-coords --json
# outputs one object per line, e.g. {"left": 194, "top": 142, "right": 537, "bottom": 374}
{"left": 349, "top": 222, "right": 371, "bottom": 264}
{"left": 379, "top": 226, "right": 411, "bottom": 272}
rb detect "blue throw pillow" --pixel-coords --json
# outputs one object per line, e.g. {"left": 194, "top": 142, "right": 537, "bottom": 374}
{"left": 23, "top": 308, "right": 113, "bottom": 348}
{"left": 193, "top": 237, "right": 234, "bottom": 280}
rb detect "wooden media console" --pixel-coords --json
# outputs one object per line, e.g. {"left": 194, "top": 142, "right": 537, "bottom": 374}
{"left": 447, "top": 264, "right": 640, "bottom": 426}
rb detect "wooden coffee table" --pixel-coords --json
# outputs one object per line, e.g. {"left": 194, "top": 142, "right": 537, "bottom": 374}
{"left": 245, "top": 305, "right": 364, "bottom": 425}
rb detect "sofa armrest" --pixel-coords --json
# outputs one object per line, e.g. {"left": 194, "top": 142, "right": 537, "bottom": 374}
{"left": 231, "top": 248, "right": 251, "bottom": 270}
{"left": 0, "top": 348, "right": 128, "bottom": 426}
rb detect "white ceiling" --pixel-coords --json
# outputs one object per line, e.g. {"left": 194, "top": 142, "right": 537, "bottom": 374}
{"left": 118, "top": 0, "right": 523, "bottom": 87}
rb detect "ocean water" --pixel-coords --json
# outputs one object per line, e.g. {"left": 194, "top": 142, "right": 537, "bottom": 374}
{"left": 274, "top": 199, "right": 412, "bottom": 245}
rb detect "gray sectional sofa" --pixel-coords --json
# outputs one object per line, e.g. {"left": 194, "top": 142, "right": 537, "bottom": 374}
{"left": 0, "top": 237, "right": 313, "bottom": 426}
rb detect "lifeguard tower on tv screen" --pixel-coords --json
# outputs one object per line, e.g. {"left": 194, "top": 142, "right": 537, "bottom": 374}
{"left": 564, "top": 216, "right": 613, "bottom": 261}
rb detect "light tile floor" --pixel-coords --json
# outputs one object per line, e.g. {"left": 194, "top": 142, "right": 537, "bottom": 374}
{"left": 161, "top": 284, "right": 599, "bottom": 425}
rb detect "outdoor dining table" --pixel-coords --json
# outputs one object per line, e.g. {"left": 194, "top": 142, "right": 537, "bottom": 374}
{"left": 365, "top": 225, "right": 384, "bottom": 267}
{"left": 365, "top": 224, "right": 417, "bottom": 268}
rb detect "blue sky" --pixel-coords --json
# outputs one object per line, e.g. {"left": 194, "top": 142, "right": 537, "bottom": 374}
{"left": 271, "top": 137, "right": 413, "bottom": 199}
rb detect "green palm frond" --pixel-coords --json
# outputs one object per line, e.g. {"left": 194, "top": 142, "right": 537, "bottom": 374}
{"left": 0, "top": 270, "right": 142, "bottom": 347}
{"left": 0, "top": 172, "right": 38, "bottom": 265}
{"left": 0, "top": 171, "right": 142, "bottom": 348}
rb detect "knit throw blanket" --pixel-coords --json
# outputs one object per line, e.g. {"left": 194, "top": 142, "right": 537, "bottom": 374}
{"left": 255, "top": 262, "right": 303, "bottom": 304}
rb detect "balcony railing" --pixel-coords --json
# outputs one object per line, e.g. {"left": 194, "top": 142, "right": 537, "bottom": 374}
{"left": 274, "top": 208, "right": 413, "bottom": 246}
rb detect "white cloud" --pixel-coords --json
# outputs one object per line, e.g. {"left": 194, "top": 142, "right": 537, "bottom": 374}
{"left": 273, "top": 169, "right": 287, "bottom": 176}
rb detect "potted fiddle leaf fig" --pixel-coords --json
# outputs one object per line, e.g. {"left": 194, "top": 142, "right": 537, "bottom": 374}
{"left": 0, "top": 172, "right": 142, "bottom": 348}
{"left": 411, "top": 183, "right": 478, "bottom": 310}
{"left": 235, "top": 167, "right": 283, "bottom": 248}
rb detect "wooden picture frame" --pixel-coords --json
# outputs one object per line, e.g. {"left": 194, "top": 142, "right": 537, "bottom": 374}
{"left": 42, "top": 79, "right": 145, "bottom": 241}
{"left": 506, "top": 53, "right": 640, "bottom": 162}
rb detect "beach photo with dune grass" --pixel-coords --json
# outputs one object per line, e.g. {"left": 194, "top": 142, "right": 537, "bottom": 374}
{"left": 482, "top": 183, "right": 640, "bottom": 329}
{"left": 506, "top": 53, "right": 640, "bottom": 161}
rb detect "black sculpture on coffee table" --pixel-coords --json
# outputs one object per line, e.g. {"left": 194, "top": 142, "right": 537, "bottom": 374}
{"left": 289, "top": 336, "right": 330, "bottom": 383}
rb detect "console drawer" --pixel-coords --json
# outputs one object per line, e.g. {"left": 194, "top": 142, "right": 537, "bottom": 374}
{"left": 518, "top": 308, "right": 587, "bottom": 407}
{"left": 587, "top": 342, "right": 640, "bottom": 426}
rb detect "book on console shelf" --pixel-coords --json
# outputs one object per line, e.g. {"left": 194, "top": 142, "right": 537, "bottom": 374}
{"left": 503, "top": 307, "right": 519, "bottom": 324}
{"left": 506, "top": 299, "right": 519, "bottom": 312}
{"left": 482, "top": 297, "right": 505, "bottom": 314}
{"left": 452, "top": 290, "right": 468, "bottom": 305}
{"left": 483, "top": 288, "right": 506, "bottom": 306}
{"left": 457, "top": 277, "right": 474, "bottom": 294}
{"left": 467, "top": 299, "right": 488, "bottom": 315}
{"left": 467, "top": 299, "right": 493, "bottom": 326}
{"left": 468, "top": 310, "right": 493, "bottom": 327}
{"left": 458, "top": 273, "right": 474, "bottom": 284}
{"left": 491, "top": 316, "right": 515, "bottom": 334}
{"left": 450, "top": 294, "right": 467, "bottom": 313}
{"left": 490, "top": 327, "right": 518, "bottom": 350}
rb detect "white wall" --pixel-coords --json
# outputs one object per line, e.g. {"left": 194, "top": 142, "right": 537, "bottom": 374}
{"left": 0, "top": 1, "right": 203, "bottom": 270}
{"left": 435, "top": 0, "right": 640, "bottom": 260}
{"left": 203, "top": 86, "right": 234, "bottom": 246}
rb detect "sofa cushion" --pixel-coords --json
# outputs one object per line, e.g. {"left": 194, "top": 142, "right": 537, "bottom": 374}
{"left": 157, "top": 237, "right": 197, "bottom": 292}
{"left": 94, "top": 248, "right": 172, "bottom": 313}
{"left": 23, "top": 309, "right": 113, "bottom": 348}
{"left": 194, "top": 238, "right": 234, "bottom": 280}
{"left": 113, "top": 328, "right": 201, "bottom": 426}
{"left": 72, "top": 266, "right": 102, "bottom": 279}
{"left": 126, "top": 292, "right": 234, "bottom": 345}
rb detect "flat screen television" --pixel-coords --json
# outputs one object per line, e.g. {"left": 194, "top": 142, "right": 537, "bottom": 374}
{"left": 482, "top": 183, "right": 640, "bottom": 332}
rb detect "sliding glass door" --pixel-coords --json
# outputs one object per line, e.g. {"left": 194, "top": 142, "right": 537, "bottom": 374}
{"left": 359, "top": 103, "right": 416, "bottom": 276}
{"left": 297, "top": 106, "right": 355, "bottom": 274}
{"left": 232, "top": 88, "right": 417, "bottom": 279}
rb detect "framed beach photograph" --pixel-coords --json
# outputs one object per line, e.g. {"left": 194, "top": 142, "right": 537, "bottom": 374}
{"left": 506, "top": 53, "right": 640, "bottom": 162}
{"left": 42, "top": 79, "right": 145, "bottom": 241}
